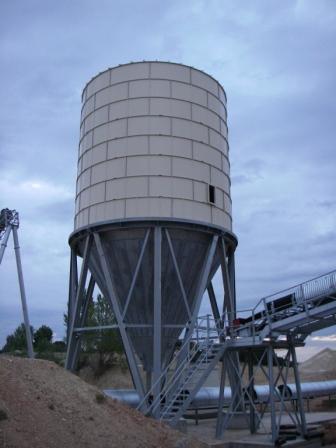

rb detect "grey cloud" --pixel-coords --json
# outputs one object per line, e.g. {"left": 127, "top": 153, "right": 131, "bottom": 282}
{"left": 317, "top": 201, "right": 336, "bottom": 209}
{"left": 35, "top": 200, "right": 74, "bottom": 223}
{"left": 231, "top": 158, "right": 266, "bottom": 185}
{"left": 231, "top": 174, "right": 254, "bottom": 185}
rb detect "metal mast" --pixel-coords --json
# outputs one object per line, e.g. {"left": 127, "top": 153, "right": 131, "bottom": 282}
{"left": 0, "top": 208, "right": 34, "bottom": 358}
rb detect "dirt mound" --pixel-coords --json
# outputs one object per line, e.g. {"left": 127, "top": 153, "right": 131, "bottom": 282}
{"left": 0, "top": 356, "right": 201, "bottom": 448}
{"left": 300, "top": 348, "right": 336, "bottom": 374}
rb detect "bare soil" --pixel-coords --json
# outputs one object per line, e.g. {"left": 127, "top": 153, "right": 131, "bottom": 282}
{"left": 0, "top": 356, "right": 203, "bottom": 448}
{"left": 78, "top": 363, "right": 134, "bottom": 390}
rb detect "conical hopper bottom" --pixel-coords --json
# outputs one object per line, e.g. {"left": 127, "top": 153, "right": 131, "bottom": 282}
{"left": 78, "top": 224, "right": 220, "bottom": 373}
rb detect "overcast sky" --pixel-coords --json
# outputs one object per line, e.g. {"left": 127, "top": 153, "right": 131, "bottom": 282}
{"left": 0, "top": 0, "right": 335, "bottom": 360}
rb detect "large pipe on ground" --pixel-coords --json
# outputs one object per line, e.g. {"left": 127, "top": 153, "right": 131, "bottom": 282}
{"left": 104, "top": 381, "right": 336, "bottom": 409}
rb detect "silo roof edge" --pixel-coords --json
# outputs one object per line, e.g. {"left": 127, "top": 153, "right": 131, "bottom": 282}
{"left": 81, "top": 61, "right": 227, "bottom": 103}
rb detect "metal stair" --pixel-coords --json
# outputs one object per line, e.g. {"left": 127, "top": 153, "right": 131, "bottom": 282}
{"left": 137, "top": 316, "right": 228, "bottom": 425}
{"left": 160, "top": 341, "right": 225, "bottom": 424}
{"left": 137, "top": 270, "right": 336, "bottom": 427}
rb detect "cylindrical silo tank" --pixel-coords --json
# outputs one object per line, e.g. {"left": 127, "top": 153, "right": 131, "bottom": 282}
{"left": 67, "top": 61, "right": 237, "bottom": 399}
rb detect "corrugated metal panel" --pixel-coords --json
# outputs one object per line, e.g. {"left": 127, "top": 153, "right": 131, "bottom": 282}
{"left": 75, "top": 61, "right": 231, "bottom": 232}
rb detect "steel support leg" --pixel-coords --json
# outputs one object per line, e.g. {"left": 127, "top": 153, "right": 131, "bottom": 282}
{"left": 289, "top": 339, "right": 307, "bottom": 437}
{"left": 12, "top": 226, "right": 34, "bottom": 358}
{"left": 220, "top": 238, "right": 241, "bottom": 411}
{"left": 71, "top": 275, "right": 95, "bottom": 370}
{"left": 268, "top": 345, "right": 277, "bottom": 443}
{"left": 216, "top": 354, "right": 227, "bottom": 438}
{"left": 65, "top": 235, "right": 92, "bottom": 370}
{"left": 220, "top": 238, "right": 234, "bottom": 321}
{"left": 67, "top": 249, "right": 78, "bottom": 343}
{"left": 207, "top": 282, "right": 221, "bottom": 324}
{"left": 153, "top": 226, "right": 162, "bottom": 417}
{"left": 146, "top": 370, "right": 152, "bottom": 393}
{"left": 248, "top": 350, "right": 256, "bottom": 433}
{"left": 227, "top": 248, "right": 236, "bottom": 317}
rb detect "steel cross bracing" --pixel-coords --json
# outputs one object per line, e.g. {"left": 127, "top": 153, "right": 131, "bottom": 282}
{"left": 134, "top": 317, "right": 305, "bottom": 433}
{"left": 135, "top": 316, "right": 269, "bottom": 426}
{"left": 136, "top": 269, "right": 336, "bottom": 441}
{"left": 65, "top": 223, "right": 238, "bottom": 410}
{"left": 66, "top": 221, "right": 336, "bottom": 443}
{"left": 215, "top": 339, "right": 307, "bottom": 444}
{"left": 214, "top": 269, "right": 336, "bottom": 443}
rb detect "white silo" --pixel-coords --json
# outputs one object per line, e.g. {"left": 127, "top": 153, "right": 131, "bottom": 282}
{"left": 66, "top": 62, "right": 237, "bottom": 410}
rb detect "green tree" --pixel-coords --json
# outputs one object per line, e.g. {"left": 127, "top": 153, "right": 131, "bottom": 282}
{"left": 94, "top": 294, "right": 123, "bottom": 355}
{"left": 64, "top": 293, "right": 123, "bottom": 357}
{"left": 2, "top": 323, "right": 34, "bottom": 353}
{"left": 34, "top": 325, "right": 53, "bottom": 352}
{"left": 52, "top": 340, "right": 66, "bottom": 352}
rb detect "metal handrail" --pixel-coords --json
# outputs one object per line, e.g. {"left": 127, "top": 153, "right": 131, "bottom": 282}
{"left": 228, "top": 270, "right": 336, "bottom": 338}
{"left": 159, "top": 341, "right": 216, "bottom": 419}
{"left": 137, "top": 315, "right": 224, "bottom": 413}
{"left": 136, "top": 316, "right": 203, "bottom": 412}
{"left": 251, "top": 269, "right": 336, "bottom": 314}
{"left": 149, "top": 317, "right": 221, "bottom": 413}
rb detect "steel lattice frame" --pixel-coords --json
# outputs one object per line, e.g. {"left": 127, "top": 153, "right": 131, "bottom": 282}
{"left": 216, "top": 340, "right": 307, "bottom": 443}
{"left": 65, "top": 219, "right": 238, "bottom": 409}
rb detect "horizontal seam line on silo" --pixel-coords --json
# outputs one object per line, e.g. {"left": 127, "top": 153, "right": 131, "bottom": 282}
{"left": 82, "top": 78, "right": 227, "bottom": 115}
{"left": 82, "top": 95, "right": 228, "bottom": 128}
{"left": 77, "top": 156, "right": 231, "bottom": 186}
{"left": 80, "top": 114, "right": 228, "bottom": 145}
{"left": 76, "top": 178, "right": 231, "bottom": 204}
{"left": 80, "top": 135, "right": 230, "bottom": 160}
{"left": 78, "top": 136, "right": 231, "bottom": 170}
{"left": 75, "top": 199, "right": 232, "bottom": 219}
